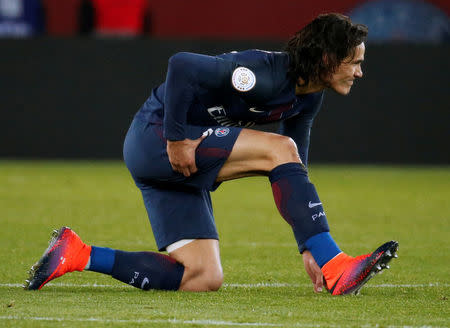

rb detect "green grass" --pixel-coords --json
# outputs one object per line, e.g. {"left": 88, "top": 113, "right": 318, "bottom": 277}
{"left": 0, "top": 161, "right": 448, "bottom": 327}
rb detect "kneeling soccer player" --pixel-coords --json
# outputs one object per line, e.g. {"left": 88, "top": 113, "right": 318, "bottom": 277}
{"left": 25, "top": 13, "right": 398, "bottom": 295}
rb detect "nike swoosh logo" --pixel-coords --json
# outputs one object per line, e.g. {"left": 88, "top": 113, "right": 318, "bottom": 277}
{"left": 249, "top": 107, "right": 265, "bottom": 113}
{"left": 308, "top": 201, "right": 322, "bottom": 208}
{"left": 329, "top": 272, "right": 344, "bottom": 295}
{"left": 141, "top": 277, "right": 150, "bottom": 289}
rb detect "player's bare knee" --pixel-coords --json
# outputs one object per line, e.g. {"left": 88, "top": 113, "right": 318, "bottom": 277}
{"left": 283, "top": 137, "right": 301, "bottom": 163}
{"left": 203, "top": 268, "right": 224, "bottom": 291}
{"left": 268, "top": 135, "right": 301, "bottom": 168}
{"left": 182, "top": 264, "right": 223, "bottom": 291}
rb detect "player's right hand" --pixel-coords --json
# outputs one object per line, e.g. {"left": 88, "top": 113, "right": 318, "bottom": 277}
{"left": 302, "top": 250, "right": 324, "bottom": 293}
{"left": 167, "top": 134, "right": 208, "bottom": 177}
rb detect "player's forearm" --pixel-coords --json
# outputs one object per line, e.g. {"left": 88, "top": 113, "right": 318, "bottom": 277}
{"left": 279, "top": 92, "right": 324, "bottom": 165}
{"left": 280, "top": 120, "right": 313, "bottom": 166}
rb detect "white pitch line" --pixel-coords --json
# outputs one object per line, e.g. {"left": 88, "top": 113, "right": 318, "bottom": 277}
{"left": 0, "top": 282, "right": 448, "bottom": 289}
{"left": 0, "top": 282, "right": 127, "bottom": 288}
{"left": 365, "top": 283, "right": 450, "bottom": 288}
{"left": 225, "top": 283, "right": 450, "bottom": 288}
{"left": 225, "top": 282, "right": 299, "bottom": 288}
{"left": 0, "top": 315, "right": 280, "bottom": 327}
{"left": 0, "top": 316, "right": 447, "bottom": 328}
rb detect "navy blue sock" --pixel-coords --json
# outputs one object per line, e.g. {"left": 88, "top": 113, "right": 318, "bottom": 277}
{"left": 87, "top": 246, "right": 184, "bottom": 290}
{"left": 269, "top": 163, "right": 340, "bottom": 263}
{"left": 111, "top": 250, "right": 184, "bottom": 290}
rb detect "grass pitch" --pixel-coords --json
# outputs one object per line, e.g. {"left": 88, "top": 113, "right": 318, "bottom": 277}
{"left": 0, "top": 161, "right": 448, "bottom": 327}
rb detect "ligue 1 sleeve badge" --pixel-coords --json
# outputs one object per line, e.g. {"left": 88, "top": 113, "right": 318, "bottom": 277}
{"left": 231, "top": 67, "right": 256, "bottom": 92}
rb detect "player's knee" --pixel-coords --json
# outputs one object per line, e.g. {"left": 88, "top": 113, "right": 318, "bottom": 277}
{"left": 202, "top": 268, "right": 224, "bottom": 291}
{"left": 183, "top": 264, "right": 223, "bottom": 291}
{"left": 267, "top": 135, "right": 301, "bottom": 167}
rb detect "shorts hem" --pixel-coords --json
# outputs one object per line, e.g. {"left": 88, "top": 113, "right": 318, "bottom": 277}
{"left": 158, "top": 235, "right": 219, "bottom": 252}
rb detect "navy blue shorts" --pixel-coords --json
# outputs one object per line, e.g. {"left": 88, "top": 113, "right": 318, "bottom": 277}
{"left": 123, "top": 117, "right": 242, "bottom": 251}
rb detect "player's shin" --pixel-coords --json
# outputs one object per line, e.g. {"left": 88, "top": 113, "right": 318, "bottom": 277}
{"left": 269, "top": 163, "right": 341, "bottom": 267}
{"left": 87, "top": 246, "right": 184, "bottom": 290}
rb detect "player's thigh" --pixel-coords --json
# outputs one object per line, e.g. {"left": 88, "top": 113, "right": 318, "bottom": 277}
{"left": 124, "top": 117, "right": 241, "bottom": 190}
{"left": 123, "top": 118, "right": 173, "bottom": 181}
{"left": 216, "top": 128, "right": 301, "bottom": 182}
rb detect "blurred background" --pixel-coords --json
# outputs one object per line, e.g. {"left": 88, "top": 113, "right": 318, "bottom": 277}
{"left": 1, "top": 0, "right": 449, "bottom": 164}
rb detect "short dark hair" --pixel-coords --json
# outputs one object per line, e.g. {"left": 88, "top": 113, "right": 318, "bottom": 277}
{"left": 285, "top": 13, "right": 368, "bottom": 85}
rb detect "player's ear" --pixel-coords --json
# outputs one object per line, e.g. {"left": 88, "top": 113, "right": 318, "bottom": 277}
{"left": 319, "top": 53, "right": 334, "bottom": 83}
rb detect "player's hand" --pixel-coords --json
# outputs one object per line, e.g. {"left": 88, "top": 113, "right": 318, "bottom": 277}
{"left": 167, "top": 130, "right": 211, "bottom": 177}
{"left": 302, "top": 250, "right": 324, "bottom": 293}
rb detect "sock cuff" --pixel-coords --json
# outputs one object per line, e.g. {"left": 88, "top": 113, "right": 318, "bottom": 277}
{"left": 305, "top": 232, "right": 340, "bottom": 268}
{"left": 269, "top": 162, "right": 308, "bottom": 184}
{"left": 88, "top": 246, "right": 116, "bottom": 275}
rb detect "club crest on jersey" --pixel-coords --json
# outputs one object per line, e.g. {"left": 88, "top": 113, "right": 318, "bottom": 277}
{"left": 215, "top": 127, "right": 230, "bottom": 137}
{"left": 231, "top": 67, "right": 256, "bottom": 92}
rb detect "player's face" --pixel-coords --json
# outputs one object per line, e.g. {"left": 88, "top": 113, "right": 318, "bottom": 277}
{"left": 327, "top": 42, "right": 365, "bottom": 95}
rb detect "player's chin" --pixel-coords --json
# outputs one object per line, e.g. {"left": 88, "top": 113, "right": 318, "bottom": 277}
{"left": 333, "top": 85, "right": 352, "bottom": 95}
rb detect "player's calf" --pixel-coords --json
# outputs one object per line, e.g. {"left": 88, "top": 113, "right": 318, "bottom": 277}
{"left": 268, "top": 162, "right": 399, "bottom": 295}
{"left": 269, "top": 162, "right": 333, "bottom": 254}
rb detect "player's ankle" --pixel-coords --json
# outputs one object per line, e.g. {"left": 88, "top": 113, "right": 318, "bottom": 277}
{"left": 85, "top": 246, "right": 115, "bottom": 274}
{"left": 304, "top": 232, "right": 341, "bottom": 267}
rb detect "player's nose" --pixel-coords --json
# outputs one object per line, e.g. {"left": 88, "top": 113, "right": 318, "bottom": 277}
{"left": 355, "top": 65, "right": 363, "bottom": 78}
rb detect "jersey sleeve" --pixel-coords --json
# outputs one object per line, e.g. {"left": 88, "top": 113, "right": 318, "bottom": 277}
{"left": 163, "top": 52, "right": 235, "bottom": 141}
{"left": 279, "top": 92, "right": 324, "bottom": 166}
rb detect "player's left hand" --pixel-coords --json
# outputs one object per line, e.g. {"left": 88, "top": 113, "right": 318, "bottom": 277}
{"left": 302, "top": 250, "right": 324, "bottom": 293}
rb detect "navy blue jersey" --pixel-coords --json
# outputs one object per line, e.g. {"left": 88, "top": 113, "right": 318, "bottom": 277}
{"left": 136, "top": 50, "right": 324, "bottom": 165}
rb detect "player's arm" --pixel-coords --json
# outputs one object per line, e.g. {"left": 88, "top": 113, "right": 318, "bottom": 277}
{"left": 163, "top": 52, "right": 233, "bottom": 141}
{"left": 278, "top": 92, "right": 324, "bottom": 167}
{"left": 163, "top": 52, "right": 235, "bottom": 176}
{"left": 280, "top": 92, "right": 325, "bottom": 292}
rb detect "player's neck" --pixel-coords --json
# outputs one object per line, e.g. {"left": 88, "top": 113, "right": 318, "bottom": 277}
{"left": 295, "top": 78, "right": 325, "bottom": 95}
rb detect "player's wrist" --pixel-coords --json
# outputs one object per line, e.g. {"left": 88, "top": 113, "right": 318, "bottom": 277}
{"left": 163, "top": 122, "right": 186, "bottom": 141}
{"left": 167, "top": 139, "right": 188, "bottom": 145}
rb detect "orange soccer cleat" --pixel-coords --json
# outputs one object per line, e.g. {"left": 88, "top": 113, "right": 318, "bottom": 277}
{"left": 24, "top": 227, "right": 91, "bottom": 290}
{"left": 322, "top": 240, "right": 399, "bottom": 295}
